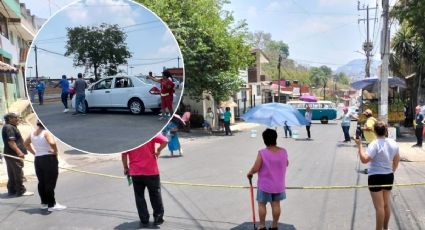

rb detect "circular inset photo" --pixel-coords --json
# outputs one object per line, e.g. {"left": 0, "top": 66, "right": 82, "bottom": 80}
{"left": 25, "top": 0, "right": 184, "bottom": 154}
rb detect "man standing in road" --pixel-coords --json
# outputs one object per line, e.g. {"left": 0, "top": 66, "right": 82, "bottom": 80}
{"left": 1, "top": 113, "right": 33, "bottom": 197}
{"left": 413, "top": 105, "right": 424, "bottom": 147}
{"left": 36, "top": 80, "right": 45, "bottom": 105}
{"left": 121, "top": 133, "right": 168, "bottom": 227}
{"left": 72, "top": 73, "right": 87, "bottom": 115}
{"left": 55, "top": 75, "right": 69, "bottom": 113}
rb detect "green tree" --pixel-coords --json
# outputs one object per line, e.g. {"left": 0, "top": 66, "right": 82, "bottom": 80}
{"left": 64, "top": 23, "right": 132, "bottom": 81}
{"left": 335, "top": 72, "right": 350, "bottom": 85}
{"left": 137, "top": 0, "right": 253, "bottom": 102}
{"left": 392, "top": 0, "right": 425, "bottom": 105}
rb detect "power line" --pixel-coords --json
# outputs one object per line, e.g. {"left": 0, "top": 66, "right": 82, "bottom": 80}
{"left": 131, "top": 57, "right": 177, "bottom": 61}
{"left": 34, "top": 20, "right": 163, "bottom": 44}
{"left": 36, "top": 46, "right": 73, "bottom": 59}
{"left": 129, "top": 58, "right": 178, "bottom": 66}
{"left": 287, "top": 22, "right": 355, "bottom": 44}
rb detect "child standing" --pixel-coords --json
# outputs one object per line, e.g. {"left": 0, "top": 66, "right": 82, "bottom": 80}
{"left": 247, "top": 129, "right": 289, "bottom": 230}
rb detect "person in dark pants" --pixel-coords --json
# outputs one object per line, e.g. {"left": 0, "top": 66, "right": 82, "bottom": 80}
{"left": 224, "top": 107, "right": 232, "bottom": 135}
{"left": 36, "top": 80, "right": 45, "bottom": 105}
{"left": 305, "top": 106, "right": 312, "bottom": 139}
{"left": 122, "top": 134, "right": 168, "bottom": 227}
{"left": 340, "top": 107, "right": 352, "bottom": 142}
{"left": 24, "top": 121, "right": 66, "bottom": 211}
{"left": 413, "top": 106, "right": 424, "bottom": 147}
{"left": 55, "top": 75, "right": 70, "bottom": 113}
{"left": 1, "top": 113, "right": 33, "bottom": 197}
{"left": 283, "top": 121, "right": 292, "bottom": 138}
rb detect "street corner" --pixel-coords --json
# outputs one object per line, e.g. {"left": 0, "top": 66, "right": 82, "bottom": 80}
{"left": 398, "top": 141, "right": 425, "bottom": 162}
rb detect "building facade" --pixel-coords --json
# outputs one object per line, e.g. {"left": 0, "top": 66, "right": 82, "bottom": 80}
{"left": 0, "top": 1, "right": 39, "bottom": 118}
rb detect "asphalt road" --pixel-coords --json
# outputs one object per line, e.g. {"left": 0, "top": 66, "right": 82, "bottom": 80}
{"left": 1, "top": 121, "right": 425, "bottom": 229}
{"left": 30, "top": 89, "right": 182, "bottom": 154}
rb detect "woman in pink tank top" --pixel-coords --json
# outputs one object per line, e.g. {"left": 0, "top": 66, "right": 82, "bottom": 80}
{"left": 247, "top": 128, "right": 288, "bottom": 230}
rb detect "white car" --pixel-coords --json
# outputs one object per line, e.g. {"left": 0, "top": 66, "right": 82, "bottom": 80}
{"left": 72, "top": 75, "right": 162, "bottom": 114}
{"left": 172, "top": 78, "right": 180, "bottom": 89}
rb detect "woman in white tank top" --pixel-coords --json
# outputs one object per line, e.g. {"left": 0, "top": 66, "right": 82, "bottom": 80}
{"left": 24, "top": 121, "right": 66, "bottom": 212}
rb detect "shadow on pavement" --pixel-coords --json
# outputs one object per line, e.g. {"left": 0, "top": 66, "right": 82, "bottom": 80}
{"left": 159, "top": 155, "right": 183, "bottom": 159}
{"left": 19, "top": 208, "right": 52, "bottom": 216}
{"left": 0, "top": 193, "right": 16, "bottom": 199}
{"left": 294, "top": 138, "right": 313, "bottom": 141}
{"left": 336, "top": 143, "right": 356, "bottom": 148}
{"left": 64, "top": 150, "right": 86, "bottom": 155}
{"left": 230, "top": 222, "right": 296, "bottom": 230}
{"left": 114, "top": 221, "right": 159, "bottom": 229}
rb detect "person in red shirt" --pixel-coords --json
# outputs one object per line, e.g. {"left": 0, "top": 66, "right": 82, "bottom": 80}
{"left": 121, "top": 134, "right": 168, "bottom": 227}
{"left": 147, "top": 70, "right": 175, "bottom": 120}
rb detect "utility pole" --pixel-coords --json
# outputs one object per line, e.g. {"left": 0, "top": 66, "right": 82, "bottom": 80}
{"left": 379, "top": 0, "right": 390, "bottom": 122}
{"left": 34, "top": 45, "right": 39, "bottom": 79}
{"left": 358, "top": 1, "right": 378, "bottom": 78}
{"left": 177, "top": 56, "right": 180, "bottom": 68}
{"left": 277, "top": 54, "right": 282, "bottom": 103}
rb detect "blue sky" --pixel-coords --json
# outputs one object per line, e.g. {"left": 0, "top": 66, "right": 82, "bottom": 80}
{"left": 22, "top": 0, "right": 181, "bottom": 79}
{"left": 225, "top": 0, "right": 398, "bottom": 70}
{"left": 21, "top": 0, "right": 398, "bottom": 74}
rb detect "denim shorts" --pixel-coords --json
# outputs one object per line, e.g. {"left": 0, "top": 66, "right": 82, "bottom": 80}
{"left": 256, "top": 189, "right": 286, "bottom": 203}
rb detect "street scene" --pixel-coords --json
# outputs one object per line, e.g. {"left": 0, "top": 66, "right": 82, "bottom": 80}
{"left": 1, "top": 121, "right": 425, "bottom": 229}
{"left": 1, "top": 0, "right": 425, "bottom": 230}
{"left": 25, "top": 0, "right": 184, "bottom": 153}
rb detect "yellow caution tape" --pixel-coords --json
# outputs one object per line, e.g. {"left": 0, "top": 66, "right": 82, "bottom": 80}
{"left": 2, "top": 153, "right": 424, "bottom": 190}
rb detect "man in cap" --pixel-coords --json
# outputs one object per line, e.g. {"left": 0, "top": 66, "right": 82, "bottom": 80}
{"left": 1, "top": 113, "right": 33, "bottom": 196}
{"left": 361, "top": 109, "right": 377, "bottom": 145}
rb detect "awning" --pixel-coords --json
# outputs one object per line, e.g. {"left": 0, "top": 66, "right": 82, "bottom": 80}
{"left": 0, "top": 61, "right": 17, "bottom": 73}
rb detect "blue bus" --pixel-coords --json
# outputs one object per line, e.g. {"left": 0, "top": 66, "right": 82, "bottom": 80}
{"left": 287, "top": 100, "right": 337, "bottom": 124}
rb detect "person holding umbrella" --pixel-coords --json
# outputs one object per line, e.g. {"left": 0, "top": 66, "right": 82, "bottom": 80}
{"left": 247, "top": 128, "right": 289, "bottom": 230}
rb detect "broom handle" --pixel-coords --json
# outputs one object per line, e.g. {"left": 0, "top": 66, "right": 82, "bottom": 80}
{"left": 249, "top": 177, "right": 256, "bottom": 227}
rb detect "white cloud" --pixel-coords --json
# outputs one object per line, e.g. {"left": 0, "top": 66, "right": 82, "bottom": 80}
{"left": 290, "top": 15, "right": 355, "bottom": 42}
{"left": 65, "top": 0, "right": 137, "bottom": 26}
{"left": 265, "top": 1, "right": 291, "bottom": 11}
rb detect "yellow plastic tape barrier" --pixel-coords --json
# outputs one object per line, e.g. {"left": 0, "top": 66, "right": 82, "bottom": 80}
{"left": 1, "top": 153, "right": 425, "bottom": 190}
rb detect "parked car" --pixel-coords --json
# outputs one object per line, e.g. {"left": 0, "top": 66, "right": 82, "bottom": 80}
{"left": 172, "top": 78, "right": 180, "bottom": 89}
{"left": 72, "top": 75, "right": 162, "bottom": 114}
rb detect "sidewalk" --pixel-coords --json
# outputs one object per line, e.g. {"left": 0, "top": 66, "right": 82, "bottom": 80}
{"left": 397, "top": 126, "right": 425, "bottom": 162}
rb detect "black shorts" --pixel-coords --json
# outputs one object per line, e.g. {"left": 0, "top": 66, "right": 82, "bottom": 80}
{"left": 368, "top": 173, "right": 394, "bottom": 192}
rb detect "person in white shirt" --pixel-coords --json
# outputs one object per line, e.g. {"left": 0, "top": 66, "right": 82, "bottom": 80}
{"left": 355, "top": 120, "right": 400, "bottom": 230}
{"left": 24, "top": 121, "right": 66, "bottom": 212}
